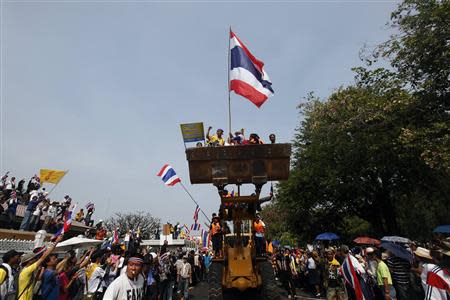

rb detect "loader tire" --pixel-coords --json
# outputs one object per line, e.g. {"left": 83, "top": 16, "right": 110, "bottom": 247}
{"left": 260, "top": 261, "right": 282, "bottom": 300}
{"left": 208, "top": 262, "right": 223, "bottom": 300}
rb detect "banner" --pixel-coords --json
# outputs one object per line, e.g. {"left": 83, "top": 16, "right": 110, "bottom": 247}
{"left": 40, "top": 169, "right": 67, "bottom": 184}
{"left": 180, "top": 122, "right": 205, "bottom": 143}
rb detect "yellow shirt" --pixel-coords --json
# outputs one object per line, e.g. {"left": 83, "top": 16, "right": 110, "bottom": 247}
{"left": 376, "top": 260, "right": 392, "bottom": 286}
{"left": 0, "top": 268, "right": 6, "bottom": 285}
{"left": 208, "top": 135, "right": 225, "bottom": 146}
{"left": 18, "top": 262, "right": 38, "bottom": 300}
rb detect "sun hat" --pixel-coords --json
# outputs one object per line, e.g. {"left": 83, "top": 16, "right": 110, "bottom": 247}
{"left": 414, "top": 247, "right": 432, "bottom": 260}
{"left": 365, "top": 247, "right": 375, "bottom": 254}
{"left": 20, "top": 253, "right": 36, "bottom": 265}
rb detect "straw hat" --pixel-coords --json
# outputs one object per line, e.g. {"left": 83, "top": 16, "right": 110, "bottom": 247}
{"left": 414, "top": 247, "right": 432, "bottom": 260}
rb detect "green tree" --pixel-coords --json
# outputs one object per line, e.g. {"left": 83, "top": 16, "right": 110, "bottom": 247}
{"left": 265, "top": 0, "right": 449, "bottom": 242}
{"left": 105, "top": 211, "right": 161, "bottom": 239}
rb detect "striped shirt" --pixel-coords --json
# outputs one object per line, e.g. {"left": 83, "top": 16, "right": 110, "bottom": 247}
{"left": 386, "top": 257, "right": 411, "bottom": 285}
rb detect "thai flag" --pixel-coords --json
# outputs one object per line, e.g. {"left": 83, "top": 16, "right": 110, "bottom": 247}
{"left": 85, "top": 202, "right": 95, "bottom": 211}
{"left": 202, "top": 230, "right": 209, "bottom": 248}
{"left": 157, "top": 164, "right": 181, "bottom": 186}
{"left": 340, "top": 255, "right": 372, "bottom": 300}
{"left": 54, "top": 205, "right": 76, "bottom": 237}
{"left": 191, "top": 223, "right": 201, "bottom": 231}
{"left": 113, "top": 227, "right": 119, "bottom": 244}
{"left": 183, "top": 224, "right": 191, "bottom": 235}
{"left": 193, "top": 205, "right": 200, "bottom": 222}
{"left": 229, "top": 30, "right": 274, "bottom": 108}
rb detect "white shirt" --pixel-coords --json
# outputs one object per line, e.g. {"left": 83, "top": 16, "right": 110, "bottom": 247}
{"left": 32, "top": 204, "right": 43, "bottom": 216}
{"left": 87, "top": 266, "right": 106, "bottom": 293}
{"left": 422, "top": 263, "right": 448, "bottom": 300}
{"left": 103, "top": 273, "right": 144, "bottom": 300}
{"left": 178, "top": 262, "right": 191, "bottom": 279}
{"left": 47, "top": 205, "right": 58, "bottom": 218}
{"left": 0, "top": 263, "right": 14, "bottom": 298}
{"left": 307, "top": 257, "right": 316, "bottom": 269}
{"left": 194, "top": 255, "right": 199, "bottom": 267}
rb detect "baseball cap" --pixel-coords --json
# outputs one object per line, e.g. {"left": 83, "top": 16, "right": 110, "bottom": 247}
{"left": 2, "top": 250, "right": 23, "bottom": 262}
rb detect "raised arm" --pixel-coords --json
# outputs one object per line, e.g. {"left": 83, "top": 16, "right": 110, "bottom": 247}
{"left": 56, "top": 256, "right": 69, "bottom": 273}
{"left": 35, "top": 235, "right": 63, "bottom": 267}
{"left": 206, "top": 126, "right": 212, "bottom": 140}
{"left": 78, "top": 249, "right": 94, "bottom": 268}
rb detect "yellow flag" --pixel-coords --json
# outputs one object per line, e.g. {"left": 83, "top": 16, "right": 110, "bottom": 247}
{"left": 40, "top": 169, "right": 67, "bottom": 184}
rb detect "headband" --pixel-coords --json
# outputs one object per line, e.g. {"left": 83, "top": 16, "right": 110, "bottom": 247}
{"left": 128, "top": 257, "right": 144, "bottom": 263}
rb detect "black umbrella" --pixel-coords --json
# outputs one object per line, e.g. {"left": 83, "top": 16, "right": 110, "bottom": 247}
{"left": 380, "top": 242, "right": 413, "bottom": 262}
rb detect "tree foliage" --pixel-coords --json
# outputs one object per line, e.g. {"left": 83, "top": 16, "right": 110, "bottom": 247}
{"left": 263, "top": 0, "right": 449, "bottom": 243}
{"left": 105, "top": 211, "right": 161, "bottom": 240}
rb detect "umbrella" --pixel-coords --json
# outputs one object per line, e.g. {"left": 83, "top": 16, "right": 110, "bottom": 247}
{"left": 380, "top": 242, "right": 413, "bottom": 262}
{"left": 271, "top": 240, "right": 281, "bottom": 247}
{"left": 55, "top": 237, "right": 103, "bottom": 252}
{"left": 433, "top": 225, "right": 450, "bottom": 234}
{"left": 381, "top": 236, "right": 411, "bottom": 244}
{"left": 315, "top": 232, "right": 340, "bottom": 241}
{"left": 353, "top": 237, "right": 381, "bottom": 246}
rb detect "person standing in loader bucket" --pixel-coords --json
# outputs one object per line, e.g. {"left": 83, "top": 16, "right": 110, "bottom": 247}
{"left": 253, "top": 213, "right": 266, "bottom": 256}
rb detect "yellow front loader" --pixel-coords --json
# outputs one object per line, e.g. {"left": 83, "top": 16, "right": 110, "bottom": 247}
{"left": 185, "top": 144, "right": 292, "bottom": 299}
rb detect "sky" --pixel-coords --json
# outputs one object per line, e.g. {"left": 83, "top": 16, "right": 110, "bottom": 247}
{"left": 1, "top": 0, "right": 399, "bottom": 230}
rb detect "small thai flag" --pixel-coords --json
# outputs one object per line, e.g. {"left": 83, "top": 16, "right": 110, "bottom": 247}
{"left": 113, "top": 227, "right": 119, "bottom": 244}
{"left": 193, "top": 205, "right": 200, "bottom": 222}
{"left": 85, "top": 202, "right": 95, "bottom": 211}
{"left": 202, "top": 230, "right": 209, "bottom": 248}
{"left": 54, "top": 205, "right": 76, "bottom": 238}
{"left": 157, "top": 164, "right": 181, "bottom": 186}
{"left": 183, "top": 224, "right": 191, "bottom": 234}
{"left": 191, "top": 223, "right": 201, "bottom": 231}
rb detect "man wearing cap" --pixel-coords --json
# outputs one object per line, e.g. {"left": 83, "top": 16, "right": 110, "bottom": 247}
{"left": 324, "top": 249, "right": 347, "bottom": 300}
{"left": 17, "top": 235, "right": 63, "bottom": 300}
{"left": 210, "top": 216, "right": 222, "bottom": 257}
{"left": 0, "top": 250, "right": 23, "bottom": 299}
{"left": 103, "top": 254, "right": 145, "bottom": 300}
{"left": 206, "top": 126, "right": 225, "bottom": 146}
{"left": 253, "top": 214, "right": 266, "bottom": 256}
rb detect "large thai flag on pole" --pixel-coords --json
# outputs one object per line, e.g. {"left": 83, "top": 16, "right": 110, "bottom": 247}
{"left": 157, "top": 164, "right": 181, "bottom": 186}
{"left": 229, "top": 30, "right": 274, "bottom": 108}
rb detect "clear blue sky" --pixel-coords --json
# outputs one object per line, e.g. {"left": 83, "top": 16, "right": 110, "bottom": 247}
{"left": 1, "top": 0, "right": 399, "bottom": 229}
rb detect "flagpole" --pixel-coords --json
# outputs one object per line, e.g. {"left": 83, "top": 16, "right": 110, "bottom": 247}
{"left": 228, "top": 26, "right": 232, "bottom": 136}
{"left": 179, "top": 181, "right": 211, "bottom": 223}
{"left": 47, "top": 170, "right": 69, "bottom": 196}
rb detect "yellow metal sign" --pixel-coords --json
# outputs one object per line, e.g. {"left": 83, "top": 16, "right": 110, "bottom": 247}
{"left": 180, "top": 122, "right": 205, "bottom": 143}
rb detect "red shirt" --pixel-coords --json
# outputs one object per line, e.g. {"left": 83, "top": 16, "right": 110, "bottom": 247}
{"left": 58, "top": 272, "right": 69, "bottom": 300}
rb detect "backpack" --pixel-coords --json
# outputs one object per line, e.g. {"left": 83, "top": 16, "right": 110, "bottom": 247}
{"left": 0, "top": 264, "right": 19, "bottom": 300}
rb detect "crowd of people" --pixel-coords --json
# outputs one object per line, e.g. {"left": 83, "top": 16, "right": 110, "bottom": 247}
{"left": 0, "top": 233, "right": 214, "bottom": 300}
{"left": 195, "top": 126, "right": 276, "bottom": 147}
{"left": 267, "top": 237, "right": 450, "bottom": 300}
{"left": 0, "top": 172, "right": 97, "bottom": 233}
